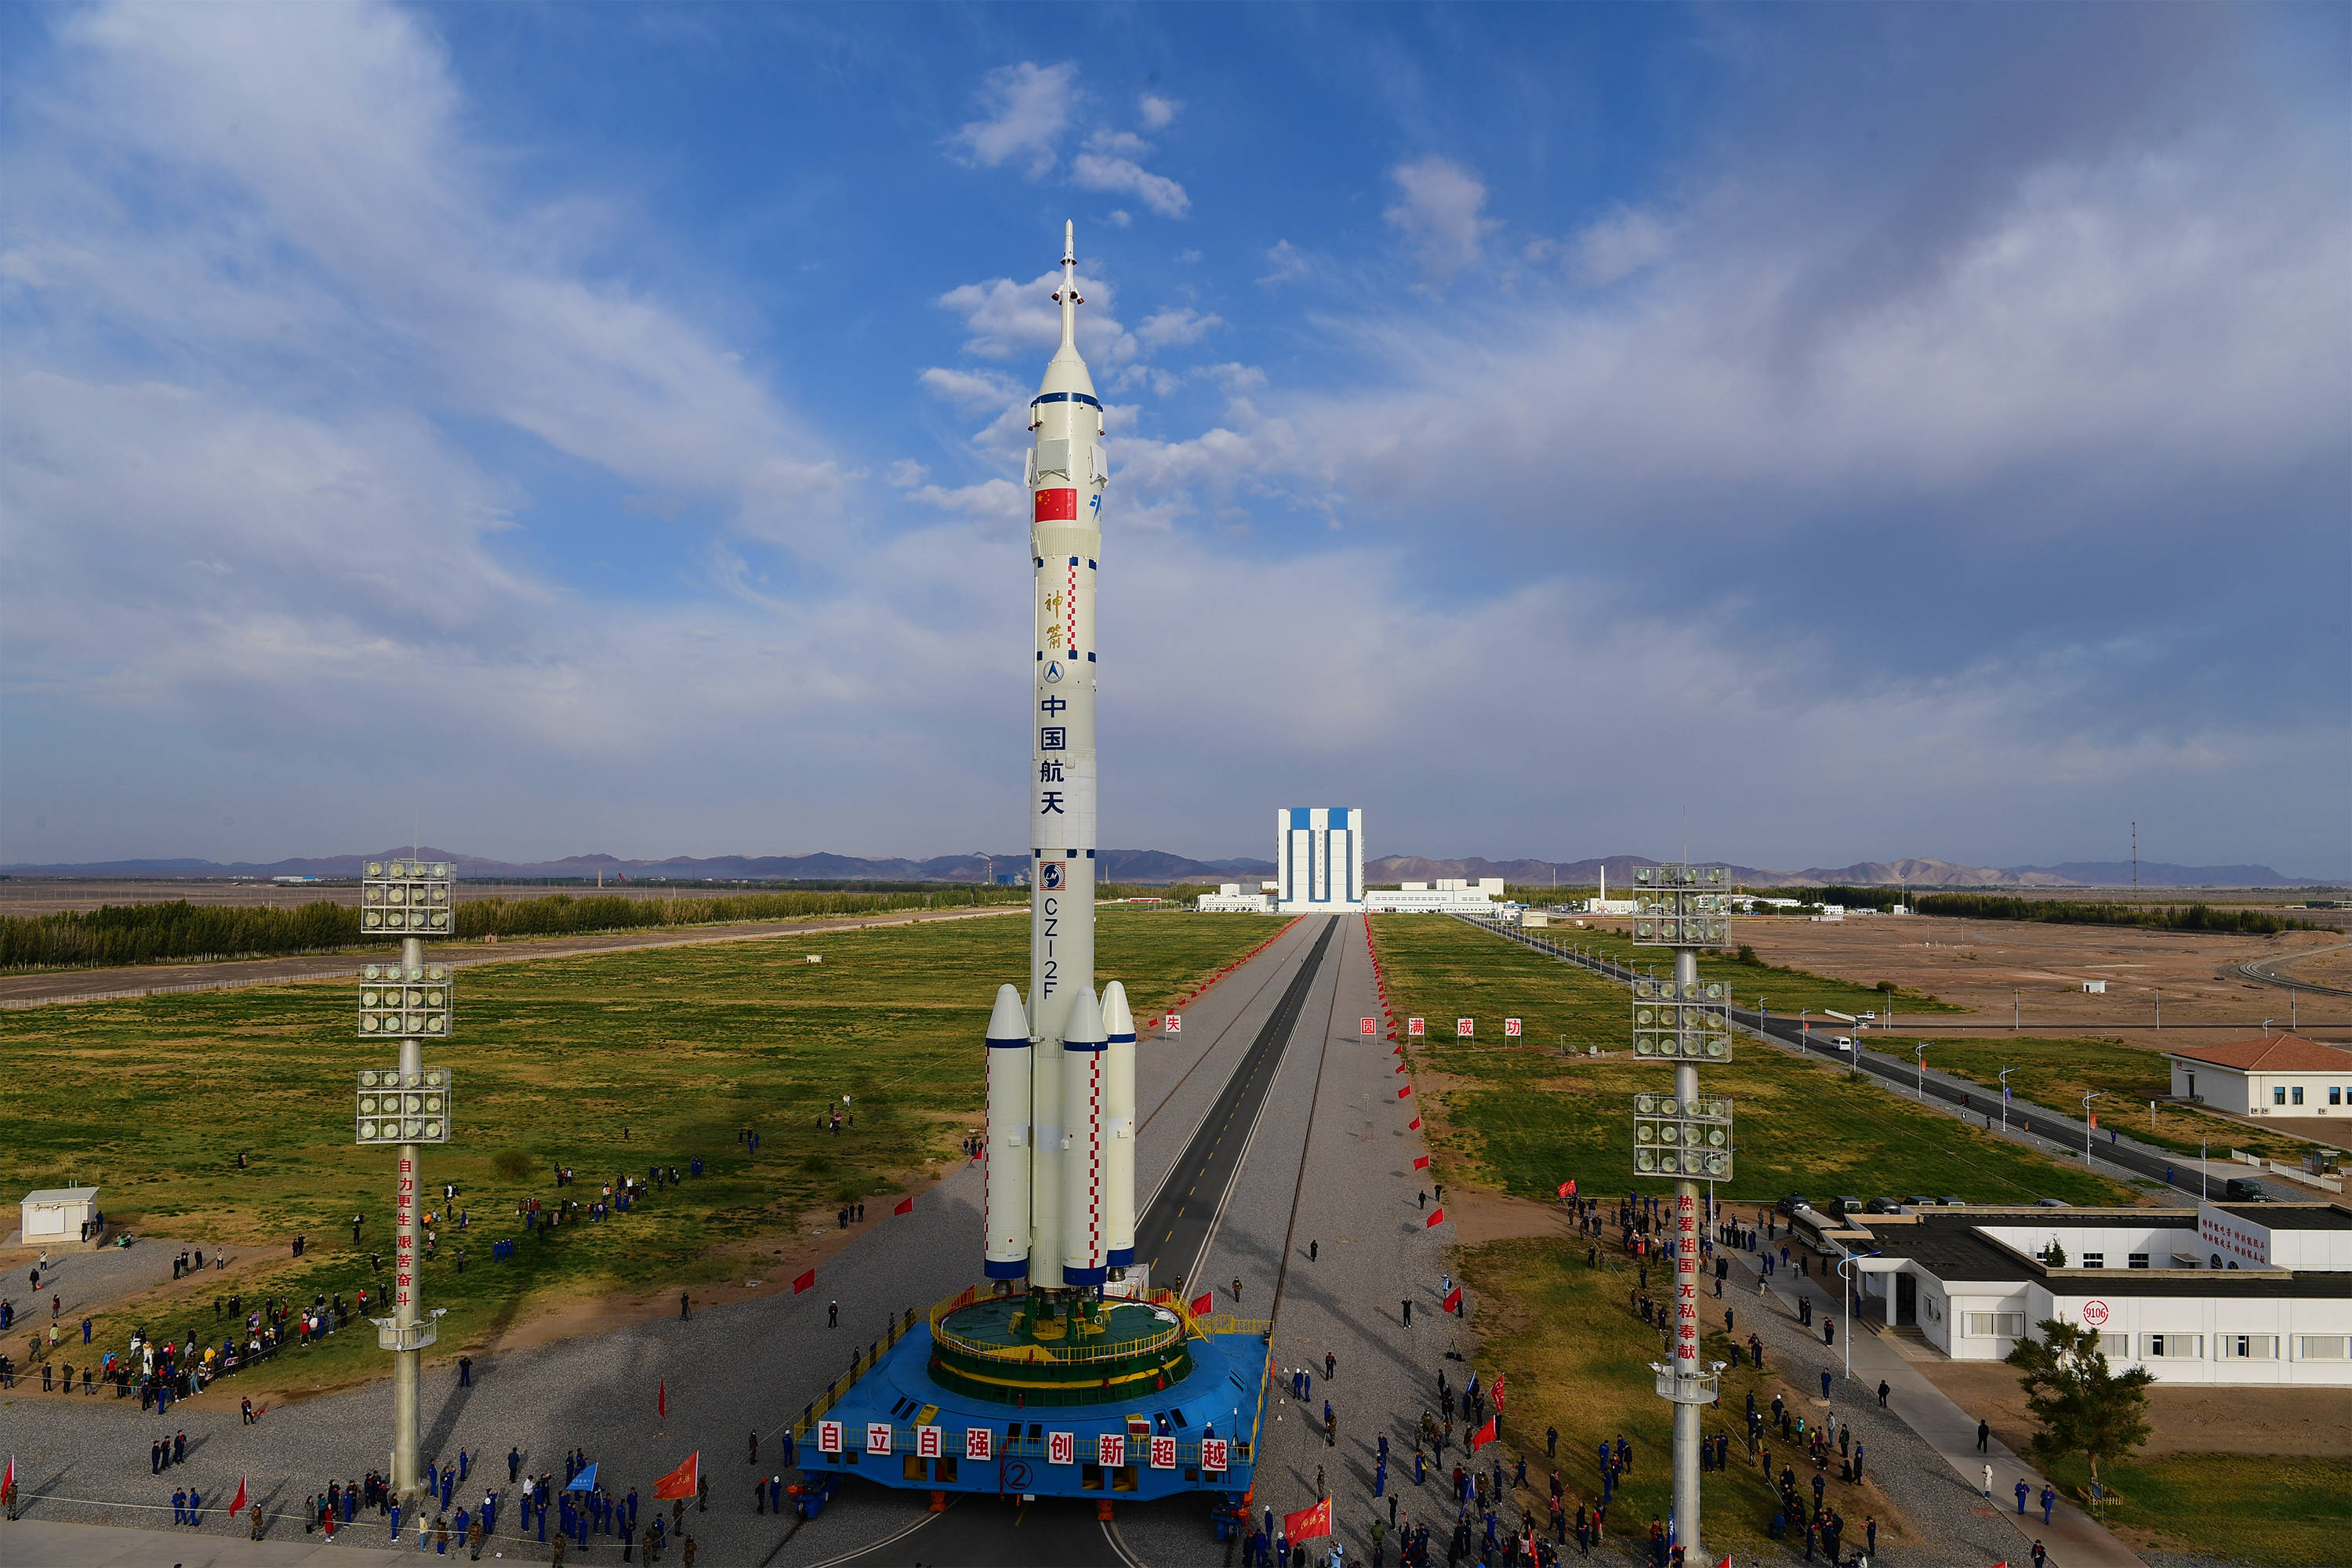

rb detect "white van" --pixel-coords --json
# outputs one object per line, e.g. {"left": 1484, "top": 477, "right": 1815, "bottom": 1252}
{"left": 1831, "top": 1036, "right": 1856, "bottom": 1051}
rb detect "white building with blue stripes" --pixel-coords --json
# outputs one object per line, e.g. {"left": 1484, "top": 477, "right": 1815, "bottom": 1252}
{"left": 1276, "top": 807, "right": 1364, "bottom": 913}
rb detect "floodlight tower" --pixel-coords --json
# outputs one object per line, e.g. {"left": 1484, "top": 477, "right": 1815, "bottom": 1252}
{"left": 1630, "top": 863, "right": 1734, "bottom": 1559}
{"left": 353, "top": 858, "right": 457, "bottom": 1512}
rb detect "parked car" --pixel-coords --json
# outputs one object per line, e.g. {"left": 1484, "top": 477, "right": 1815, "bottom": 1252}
{"left": 2223, "top": 1178, "right": 2275, "bottom": 1202}
{"left": 1864, "top": 1197, "right": 1904, "bottom": 1214}
{"left": 1938, "top": 1196, "right": 1964, "bottom": 1207}
{"left": 1831, "top": 1195, "right": 1865, "bottom": 1218}
{"left": 1776, "top": 1194, "right": 1811, "bottom": 1218}
{"left": 2034, "top": 1197, "right": 2072, "bottom": 1208}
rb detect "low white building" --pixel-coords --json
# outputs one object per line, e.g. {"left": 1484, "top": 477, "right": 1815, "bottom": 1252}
{"left": 1838, "top": 1204, "right": 2352, "bottom": 1385}
{"left": 1196, "top": 882, "right": 1277, "bottom": 914}
{"left": 1276, "top": 808, "right": 1365, "bottom": 914}
{"left": 19, "top": 1186, "right": 101, "bottom": 1245}
{"left": 1367, "top": 877, "right": 1505, "bottom": 913}
{"left": 2166, "top": 1034, "right": 2352, "bottom": 1117}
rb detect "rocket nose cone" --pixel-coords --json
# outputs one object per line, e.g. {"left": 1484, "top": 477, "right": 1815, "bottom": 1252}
{"left": 1065, "top": 985, "right": 1107, "bottom": 1046}
{"left": 1102, "top": 981, "right": 1134, "bottom": 1039}
{"left": 986, "top": 983, "right": 1028, "bottom": 1042}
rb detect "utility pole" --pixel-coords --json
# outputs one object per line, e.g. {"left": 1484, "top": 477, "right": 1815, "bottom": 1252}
{"left": 1630, "top": 862, "right": 1732, "bottom": 1561}
{"left": 2083, "top": 1091, "right": 2106, "bottom": 1171}
{"left": 1998, "top": 1068, "right": 2016, "bottom": 1134}
{"left": 2132, "top": 822, "right": 2138, "bottom": 897}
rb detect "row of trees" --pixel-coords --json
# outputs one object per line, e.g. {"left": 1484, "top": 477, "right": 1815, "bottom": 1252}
{"left": 1915, "top": 892, "right": 2319, "bottom": 935}
{"left": 2, "top": 884, "right": 1029, "bottom": 970}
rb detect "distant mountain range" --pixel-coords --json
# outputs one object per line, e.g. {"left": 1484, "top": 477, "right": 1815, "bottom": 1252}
{"left": 0, "top": 848, "right": 2322, "bottom": 889}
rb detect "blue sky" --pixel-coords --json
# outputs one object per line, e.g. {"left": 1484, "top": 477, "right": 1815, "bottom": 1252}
{"left": 2, "top": 2, "right": 2346, "bottom": 875}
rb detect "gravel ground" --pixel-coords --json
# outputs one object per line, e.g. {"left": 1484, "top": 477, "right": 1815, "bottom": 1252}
{"left": 0, "top": 916, "right": 1325, "bottom": 1568}
{"left": 2, "top": 1235, "right": 250, "bottom": 1327}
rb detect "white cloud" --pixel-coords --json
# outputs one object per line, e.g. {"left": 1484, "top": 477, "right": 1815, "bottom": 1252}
{"left": 1105, "top": 209, "right": 1132, "bottom": 228}
{"left": 1086, "top": 129, "right": 1151, "bottom": 158}
{"left": 1072, "top": 151, "right": 1191, "bottom": 220}
{"left": 1383, "top": 155, "right": 1497, "bottom": 283}
{"left": 951, "top": 60, "right": 1076, "bottom": 177}
{"left": 936, "top": 270, "right": 1135, "bottom": 362}
{"left": 1570, "top": 205, "right": 1673, "bottom": 286}
{"left": 1258, "top": 239, "right": 1309, "bottom": 285}
{"left": 1136, "top": 307, "right": 1222, "bottom": 350}
{"left": 918, "top": 365, "right": 1024, "bottom": 415}
{"left": 1138, "top": 93, "right": 1181, "bottom": 130}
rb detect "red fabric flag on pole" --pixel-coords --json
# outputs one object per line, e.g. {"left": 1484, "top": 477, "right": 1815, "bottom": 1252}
{"left": 1443, "top": 1284, "right": 1464, "bottom": 1312}
{"left": 1283, "top": 1497, "right": 1333, "bottom": 1543}
{"left": 230, "top": 1475, "right": 247, "bottom": 1517}
{"left": 1190, "top": 1291, "right": 1214, "bottom": 1317}
{"left": 1556, "top": 1180, "right": 1573, "bottom": 1200}
{"left": 793, "top": 1269, "right": 815, "bottom": 1294}
{"left": 893, "top": 1196, "right": 913, "bottom": 1216}
{"left": 658, "top": 1380, "right": 666, "bottom": 1420}
{"left": 1492, "top": 1372, "right": 1507, "bottom": 1412}
{"left": 1471, "top": 1417, "right": 1497, "bottom": 1454}
{"left": 1397, "top": 1085, "right": 1412, "bottom": 1099}
{"left": 1408, "top": 1116, "right": 1422, "bottom": 1130}
{"left": 1426, "top": 1207, "right": 1446, "bottom": 1229}
{"left": 1413, "top": 1155, "right": 1430, "bottom": 1170}
{"left": 652, "top": 1450, "right": 700, "bottom": 1501}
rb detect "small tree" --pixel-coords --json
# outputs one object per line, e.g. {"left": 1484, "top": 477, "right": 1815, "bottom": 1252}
{"left": 2005, "top": 1318, "right": 2154, "bottom": 1492}
{"left": 2041, "top": 1239, "right": 2068, "bottom": 1267}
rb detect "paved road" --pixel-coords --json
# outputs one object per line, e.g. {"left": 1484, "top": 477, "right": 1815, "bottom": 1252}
{"left": 1138, "top": 917, "right": 1340, "bottom": 1291}
{"left": 0, "top": 906, "right": 1022, "bottom": 1007}
{"left": 1475, "top": 918, "right": 2247, "bottom": 1200}
{"left": 2228, "top": 939, "right": 2352, "bottom": 999}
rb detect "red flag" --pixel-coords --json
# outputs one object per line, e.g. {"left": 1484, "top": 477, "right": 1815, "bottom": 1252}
{"left": 1492, "top": 1372, "right": 1507, "bottom": 1412}
{"left": 893, "top": 1196, "right": 913, "bottom": 1216}
{"left": 1190, "top": 1291, "right": 1214, "bottom": 1316}
{"left": 1397, "top": 1085, "right": 1411, "bottom": 1098}
{"left": 653, "top": 1450, "right": 699, "bottom": 1501}
{"left": 230, "top": 1475, "right": 247, "bottom": 1516}
{"left": 793, "top": 1268, "right": 815, "bottom": 1294}
{"left": 659, "top": 1380, "right": 666, "bottom": 1419}
{"left": 1, "top": 1454, "right": 11, "bottom": 1501}
{"left": 1426, "top": 1207, "right": 1446, "bottom": 1229}
{"left": 1395, "top": 1062, "right": 1406, "bottom": 1073}
{"left": 1408, "top": 1116, "right": 1421, "bottom": 1130}
{"left": 1283, "top": 1497, "right": 1333, "bottom": 1543}
{"left": 1556, "top": 1180, "right": 1572, "bottom": 1200}
{"left": 1471, "top": 1417, "right": 1497, "bottom": 1454}
{"left": 1413, "top": 1155, "right": 1430, "bottom": 1170}
{"left": 1443, "top": 1284, "right": 1463, "bottom": 1312}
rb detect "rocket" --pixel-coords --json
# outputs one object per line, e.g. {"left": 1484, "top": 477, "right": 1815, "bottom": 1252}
{"left": 982, "top": 223, "right": 1134, "bottom": 1293}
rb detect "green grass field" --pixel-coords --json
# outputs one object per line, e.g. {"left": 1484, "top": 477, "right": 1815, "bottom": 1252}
{"left": 1, "top": 907, "right": 1276, "bottom": 1391}
{"left": 1528, "top": 920, "right": 1966, "bottom": 1018}
{"left": 1881, "top": 1034, "right": 2326, "bottom": 1163}
{"left": 1372, "top": 916, "right": 2129, "bottom": 1207}
{"left": 2033, "top": 1452, "right": 2352, "bottom": 1566}
{"left": 1464, "top": 1237, "right": 1924, "bottom": 1554}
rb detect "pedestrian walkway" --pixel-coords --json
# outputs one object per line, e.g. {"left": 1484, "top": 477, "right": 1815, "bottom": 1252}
{"left": 1734, "top": 1226, "right": 2144, "bottom": 1567}
{"left": 0, "top": 1515, "right": 415, "bottom": 1566}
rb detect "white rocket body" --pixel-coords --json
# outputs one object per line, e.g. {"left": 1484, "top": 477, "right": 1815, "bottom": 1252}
{"left": 1102, "top": 980, "right": 1136, "bottom": 1269}
{"left": 982, "top": 222, "right": 1137, "bottom": 1292}
{"left": 982, "top": 984, "right": 1032, "bottom": 1279}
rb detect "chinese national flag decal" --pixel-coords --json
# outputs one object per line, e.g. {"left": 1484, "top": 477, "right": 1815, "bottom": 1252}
{"left": 1425, "top": 1207, "right": 1446, "bottom": 1229}
{"left": 793, "top": 1269, "right": 815, "bottom": 1294}
{"left": 1283, "top": 1497, "right": 1333, "bottom": 1544}
{"left": 1033, "top": 487, "right": 1078, "bottom": 521}
{"left": 893, "top": 1196, "right": 913, "bottom": 1216}
{"left": 1471, "top": 1417, "right": 1497, "bottom": 1454}
{"left": 652, "top": 1450, "right": 699, "bottom": 1501}
{"left": 1413, "top": 1155, "right": 1430, "bottom": 1170}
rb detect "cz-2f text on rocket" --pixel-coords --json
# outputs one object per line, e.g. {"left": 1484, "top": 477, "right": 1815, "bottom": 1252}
{"left": 984, "top": 221, "right": 1137, "bottom": 1294}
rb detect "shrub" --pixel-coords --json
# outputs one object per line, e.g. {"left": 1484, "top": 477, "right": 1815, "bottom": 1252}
{"left": 491, "top": 1150, "right": 535, "bottom": 1182}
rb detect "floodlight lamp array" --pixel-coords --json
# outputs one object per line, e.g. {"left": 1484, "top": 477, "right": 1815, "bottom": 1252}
{"left": 358, "top": 962, "right": 452, "bottom": 1038}
{"left": 355, "top": 1066, "right": 453, "bottom": 1144}
{"left": 1631, "top": 982, "right": 1733, "bottom": 1061}
{"left": 1629, "top": 864, "right": 1732, "bottom": 946}
{"left": 1633, "top": 1144, "right": 1733, "bottom": 1180}
{"left": 361, "top": 860, "right": 455, "bottom": 935}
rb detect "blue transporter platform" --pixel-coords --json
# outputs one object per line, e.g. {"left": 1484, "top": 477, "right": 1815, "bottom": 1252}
{"left": 803, "top": 1286, "right": 1270, "bottom": 1505}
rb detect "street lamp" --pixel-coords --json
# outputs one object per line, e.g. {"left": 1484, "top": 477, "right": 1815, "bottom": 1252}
{"left": 1998, "top": 1068, "right": 2016, "bottom": 1134}
{"left": 2013, "top": 991, "right": 2021, "bottom": 1032}
{"left": 2263, "top": 1018, "right": 2280, "bottom": 1039}
{"left": 1914, "top": 1044, "right": 1927, "bottom": 1103}
{"left": 2200, "top": 1141, "right": 2209, "bottom": 1203}
{"left": 1834, "top": 1244, "right": 1882, "bottom": 1385}
{"left": 2154, "top": 989, "right": 2161, "bottom": 1030}
{"left": 2082, "top": 1091, "right": 2106, "bottom": 1170}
